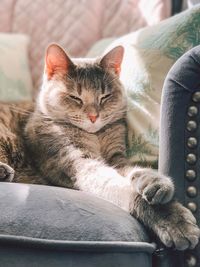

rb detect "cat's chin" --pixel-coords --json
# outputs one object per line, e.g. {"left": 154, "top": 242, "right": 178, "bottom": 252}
{"left": 84, "top": 127, "right": 101, "bottom": 133}
{"left": 69, "top": 119, "right": 105, "bottom": 133}
{"left": 75, "top": 123, "right": 103, "bottom": 133}
{"left": 82, "top": 125, "right": 102, "bottom": 133}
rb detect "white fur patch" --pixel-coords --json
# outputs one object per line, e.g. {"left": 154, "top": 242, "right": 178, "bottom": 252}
{"left": 75, "top": 159, "right": 132, "bottom": 211}
{"left": 80, "top": 118, "right": 104, "bottom": 133}
{"left": 38, "top": 75, "right": 66, "bottom": 115}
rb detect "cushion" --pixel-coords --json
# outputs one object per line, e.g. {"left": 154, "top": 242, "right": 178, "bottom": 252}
{"left": 0, "top": 183, "right": 155, "bottom": 267}
{"left": 0, "top": 33, "right": 32, "bottom": 102}
{"left": 87, "top": 6, "right": 200, "bottom": 168}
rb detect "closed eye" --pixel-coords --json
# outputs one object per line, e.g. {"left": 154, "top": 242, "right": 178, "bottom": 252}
{"left": 100, "top": 94, "right": 112, "bottom": 105}
{"left": 69, "top": 95, "right": 83, "bottom": 105}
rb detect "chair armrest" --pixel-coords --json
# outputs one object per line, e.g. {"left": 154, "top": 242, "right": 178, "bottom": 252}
{"left": 159, "top": 45, "right": 200, "bottom": 267}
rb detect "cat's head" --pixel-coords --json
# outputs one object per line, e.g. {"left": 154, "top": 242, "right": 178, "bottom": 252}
{"left": 38, "top": 44, "right": 126, "bottom": 133}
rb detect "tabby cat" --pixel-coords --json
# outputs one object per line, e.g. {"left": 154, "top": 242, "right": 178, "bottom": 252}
{"left": 0, "top": 44, "right": 199, "bottom": 250}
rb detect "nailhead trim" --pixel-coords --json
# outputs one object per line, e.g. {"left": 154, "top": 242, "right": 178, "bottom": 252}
{"left": 187, "top": 120, "right": 197, "bottom": 131}
{"left": 187, "top": 137, "right": 198, "bottom": 148}
{"left": 186, "top": 153, "right": 197, "bottom": 164}
{"left": 185, "top": 91, "right": 200, "bottom": 267}
{"left": 192, "top": 92, "right": 200, "bottom": 103}
{"left": 188, "top": 106, "right": 198, "bottom": 117}
{"left": 186, "top": 170, "right": 196, "bottom": 181}
{"left": 185, "top": 254, "right": 197, "bottom": 267}
{"left": 187, "top": 202, "right": 197, "bottom": 213}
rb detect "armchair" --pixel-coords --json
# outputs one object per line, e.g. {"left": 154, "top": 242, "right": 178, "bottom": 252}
{"left": 159, "top": 45, "right": 200, "bottom": 267}
{"left": 2, "top": 45, "right": 199, "bottom": 265}
{"left": 0, "top": 1, "right": 198, "bottom": 266}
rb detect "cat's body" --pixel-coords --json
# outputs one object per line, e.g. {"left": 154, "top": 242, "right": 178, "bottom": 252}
{"left": 0, "top": 101, "right": 38, "bottom": 183}
{"left": 0, "top": 101, "right": 104, "bottom": 182}
{"left": 0, "top": 44, "right": 199, "bottom": 250}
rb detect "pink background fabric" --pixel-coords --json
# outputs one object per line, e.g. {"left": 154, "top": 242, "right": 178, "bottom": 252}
{"left": 0, "top": 0, "right": 171, "bottom": 90}
{"left": 0, "top": 0, "right": 14, "bottom": 32}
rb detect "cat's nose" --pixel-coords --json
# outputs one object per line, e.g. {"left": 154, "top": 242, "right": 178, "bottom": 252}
{"left": 88, "top": 114, "right": 98, "bottom": 123}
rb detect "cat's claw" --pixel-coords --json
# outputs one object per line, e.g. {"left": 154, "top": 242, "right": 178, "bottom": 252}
{"left": 155, "top": 203, "right": 200, "bottom": 250}
{"left": 133, "top": 169, "right": 174, "bottom": 205}
{"left": 0, "top": 162, "right": 14, "bottom": 182}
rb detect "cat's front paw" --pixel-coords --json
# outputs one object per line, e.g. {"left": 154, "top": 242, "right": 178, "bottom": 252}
{"left": 155, "top": 203, "right": 200, "bottom": 250}
{"left": 131, "top": 168, "right": 174, "bottom": 205}
{"left": 0, "top": 162, "right": 14, "bottom": 182}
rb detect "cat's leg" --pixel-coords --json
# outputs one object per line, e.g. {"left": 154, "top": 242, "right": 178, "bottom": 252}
{"left": 123, "top": 167, "right": 199, "bottom": 250}
{"left": 130, "top": 193, "right": 200, "bottom": 250}
{"left": 112, "top": 159, "right": 175, "bottom": 205}
{"left": 113, "top": 164, "right": 200, "bottom": 249}
{"left": 0, "top": 143, "right": 15, "bottom": 182}
{"left": 74, "top": 158, "right": 133, "bottom": 211}
{"left": 128, "top": 167, "right": 175, "bottom": 205}
{"left": 76, "top": 161, "right": 200, "bottom": 249}
{"left": 0, "top": 162, "right": 14, "bottom": 182}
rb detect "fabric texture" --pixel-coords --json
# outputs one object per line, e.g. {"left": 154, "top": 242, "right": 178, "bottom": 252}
{"left": 0, "top": 0, "right": 171, "bottom": 90}
{"left": 0, "top": 33, "right": 32, "bottom": 102}
{"left": 90, "top": 6, "right": 200, "bottom": 167}
{"left": 0, "top": 183, "right": 156, "bottom": 267}
{"left": 0, "top": 183, "right": 149, "bottom": 242}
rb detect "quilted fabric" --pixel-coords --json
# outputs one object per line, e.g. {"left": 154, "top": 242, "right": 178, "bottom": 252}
{"left": 0, "top": 0, "right": 14, "bottom": 32}
{"left": 102, "top": 0, "right": 171, "bottom": 37}
{"left": 0, "top": 0, "right": 171, "bottom": 91}
{"left": 11, "top": 0, "right": 103, "bottom": 91}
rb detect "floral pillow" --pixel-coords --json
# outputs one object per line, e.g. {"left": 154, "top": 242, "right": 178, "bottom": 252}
{"left": 0, "top": 33, "right": 32, "bottom": 102}
{"left": 88, "top": 6, "right": 200, "bottom": 167}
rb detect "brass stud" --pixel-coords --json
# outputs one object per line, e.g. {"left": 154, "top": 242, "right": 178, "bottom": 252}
{"left": 192, "top": 91, "right": 200, "bottom": 103}
{"left": 187, "top": 137, "right": 198, "bottom": 148}
{"left": 187, "top": 121, "right": 197, "bottom": 132}
{"left": 187, "top": 186, "right": 197, "bottom": 198}
{"left": 186, "top": 170, "right": 196, "bottom": 181}
{"left": 185, "top": 254, "right": 197, "bottom": 267}
{"left": 187, "top": 202, "right": 197, "bottom": 213}
{"left": 188, "top": 106, "right": 198, "bottom": 117}
{"left": 186, "top": 154, "right": 197, "bottom": 164}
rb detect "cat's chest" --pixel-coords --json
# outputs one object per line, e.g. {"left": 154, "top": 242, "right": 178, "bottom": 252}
{"left": 80, "top": 132, "right": 101, "bottom": 157}
{"left": 67, "top": 127, "right": 101, "bottom": 157}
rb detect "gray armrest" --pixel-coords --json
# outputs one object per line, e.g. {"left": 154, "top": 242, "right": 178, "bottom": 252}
{"left": 159, "top": 45, "right": 200, "bottom": 267}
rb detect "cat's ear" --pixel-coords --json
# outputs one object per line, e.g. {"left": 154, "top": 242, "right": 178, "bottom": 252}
{"left": 100, "top": 46, "right": 124, "bottom": 75}
{"left": 45, "top": 44, "right": 74, "bottom": 79}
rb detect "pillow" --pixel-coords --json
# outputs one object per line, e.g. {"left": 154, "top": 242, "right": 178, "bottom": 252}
{"left": 0, "top": 33, "right": 32, "bottom": 102}
{"left": 88, "top": 6, "right": 200, "bottom": 167}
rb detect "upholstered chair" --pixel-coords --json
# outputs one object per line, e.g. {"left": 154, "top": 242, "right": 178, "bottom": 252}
{"left": 160, "top": 45, "right": 200, "bottom": 267}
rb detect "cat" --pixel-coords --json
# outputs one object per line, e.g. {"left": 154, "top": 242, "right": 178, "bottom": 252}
{"left": 0, "top": 44, "right": 199, "bottom": 250}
